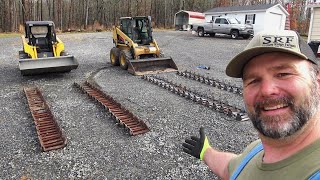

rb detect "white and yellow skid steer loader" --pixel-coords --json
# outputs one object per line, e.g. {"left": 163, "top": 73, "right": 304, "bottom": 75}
{"left": 19, "top": 21, "right": 78, "bottom": 75}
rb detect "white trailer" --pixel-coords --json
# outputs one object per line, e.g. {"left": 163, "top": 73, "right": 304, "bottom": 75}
{"left": 174, "top": 10, "right": 205, "bottom": 31}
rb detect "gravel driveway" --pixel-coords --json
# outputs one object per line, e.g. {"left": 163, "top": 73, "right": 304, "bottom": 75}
{"left": 0, "top": 31, "right": 258, "bottom": 179}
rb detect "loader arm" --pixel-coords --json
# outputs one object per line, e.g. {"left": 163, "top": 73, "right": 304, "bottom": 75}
{"left": 113, "top": 26, "right": 138, "bottom": 48}
{"left": 52, "top": 37, "right": 65, "bottom": 57}
{"left": 21, "top": 35, "right": 38, "bottom": 59}
{"left": 151, "top": 39, "right": 161, "bottom": 56}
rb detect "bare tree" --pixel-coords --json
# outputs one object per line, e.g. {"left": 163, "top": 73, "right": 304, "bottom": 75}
{"left": 0, "top": 0, "right": 310, "bottom": 33}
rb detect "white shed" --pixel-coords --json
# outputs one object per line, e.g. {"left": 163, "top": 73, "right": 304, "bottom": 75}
{"left": 203, "top": 4, "right": 289, "bottom": 35}
{"left": 174, "top": 10, "right": 205, "bottom": 31}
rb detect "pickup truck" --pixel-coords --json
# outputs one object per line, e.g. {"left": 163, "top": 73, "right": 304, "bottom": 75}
{"left": 191, "top": 17, "right": 254, "bottom": 39}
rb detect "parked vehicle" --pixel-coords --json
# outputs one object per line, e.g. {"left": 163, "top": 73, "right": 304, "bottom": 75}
{"left": 110, "top": 16, "right": 178, "bottom": 75}
{"left": 191, "top": 17, "right": 254, "bottom": 39}
{"left": 19, "top": 21, "right": 78, "bottom": 75}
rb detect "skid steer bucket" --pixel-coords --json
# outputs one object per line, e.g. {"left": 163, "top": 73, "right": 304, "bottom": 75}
{"left": 127, "top": 57, "right": 178, "bottom": 76}
{"left": 19, "top": 55, "right": 79, "bottom": 75}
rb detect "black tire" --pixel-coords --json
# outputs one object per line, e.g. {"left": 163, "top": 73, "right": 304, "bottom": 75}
{"left": 19, "top": 51, "right": 28, "bottom": 59}
{"left": 119, "top": 50, "right": 132, "bottom": 70}
{"left": 110, "top": 47, "right": 120, "bottom": 66}
{"left": 60, "top": 51, "right": 68, "bottom": 56}
{"left": 198, "top": 28, "right": 204, "bottom": 37}
{"left": 159, "top": 50, "right": 164, "bottom": 58}
{"left": 242, "top": 35, "right": 250, "bottom": 39}
{"left": 209, "top": 33, "right": 215, "bottom": 37}
{"left": 231, "top": 30, "right": 239, "bottom": 39}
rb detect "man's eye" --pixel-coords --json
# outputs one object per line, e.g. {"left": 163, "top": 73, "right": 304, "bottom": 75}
{"left": 250, "top": 79, "right": 258, "bottom": 84}
{"left": 277, "top": 73, "right": 290, "bottom": 77}
{"left": 245, "top": 79, "right": 258, "bottom": 86}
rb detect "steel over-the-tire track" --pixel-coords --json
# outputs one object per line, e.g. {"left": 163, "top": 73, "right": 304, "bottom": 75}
{"left": 24, "top": 86, "right": 67, "bottom": 152}
{"left": 74, "top": 81, "right": 149, "bottom": 136}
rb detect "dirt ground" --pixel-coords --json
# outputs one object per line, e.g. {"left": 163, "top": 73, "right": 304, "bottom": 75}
{"left": 0, "top": 31, "right": 258, "bottom": 179}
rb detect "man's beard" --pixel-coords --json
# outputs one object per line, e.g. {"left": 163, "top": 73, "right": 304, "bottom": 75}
{"left": 248, "top": 83, "right": 320, "bottom": 139}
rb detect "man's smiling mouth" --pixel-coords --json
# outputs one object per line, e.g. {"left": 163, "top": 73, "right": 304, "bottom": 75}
{"left": 262, "top": 103, "right": 289, "bottom": 111}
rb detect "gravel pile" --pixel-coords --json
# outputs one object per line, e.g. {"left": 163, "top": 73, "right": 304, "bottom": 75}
{"left": 0, "top": 31, "right": 258, "bottom": 179}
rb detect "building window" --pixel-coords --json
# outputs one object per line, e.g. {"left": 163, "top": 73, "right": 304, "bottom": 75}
{"left": 245, "top": 14, "right": 255, "bottom": 24}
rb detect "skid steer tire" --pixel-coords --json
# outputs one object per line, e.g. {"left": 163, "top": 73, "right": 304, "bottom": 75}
{"left": 60, "top": 51, "right": 69, "bottom": 56}
{"left": 159, "top": 50, "right": 165, "bottom": 58}
{"left": 110, "top": 47, "right": 120, "bottom": 66}
{"left": 119, "top": 50, "right": 132, "bottom": 70}
{"left": 19, "top": 51, "right": 28, "bottom": 59}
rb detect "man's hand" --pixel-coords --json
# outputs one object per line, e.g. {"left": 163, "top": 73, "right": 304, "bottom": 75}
{"left": 182, "top": 127, "right": 211, "bottom": 160}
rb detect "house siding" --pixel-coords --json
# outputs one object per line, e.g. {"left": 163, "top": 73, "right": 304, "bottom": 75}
{"left": 310, "top": 8, "right": 320, "bottom": 41}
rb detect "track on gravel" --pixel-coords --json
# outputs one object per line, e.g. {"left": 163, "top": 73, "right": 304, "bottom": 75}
{"left": 0, "top": 31, "right": 258, "bottom": 179}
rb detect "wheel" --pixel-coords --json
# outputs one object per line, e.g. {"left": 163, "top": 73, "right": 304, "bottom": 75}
{"left": 110, "top": 47, "right": 120, "bottom": 66}
{"left": 198, "top": 28, "right": 204, "bottom": 37}
{"left": 119, "top": 50, "right": 133, "bottom": 70}
{"left": 60, "top": 51, "right": 68, "bottom": 56}
{"left": 19, "top": 51, "right": 28, "bottom": 59}
{"left": 231, "top": 30, "right": 239, "bottom": 39}
{"left": 242, "top": 35, "right": 250, "bottom": 39}
{"left": 159, "top": 50, "right": 164, "bottom": 58}
{"left": 209, "top": 33, "right": 215, "bottom": 37}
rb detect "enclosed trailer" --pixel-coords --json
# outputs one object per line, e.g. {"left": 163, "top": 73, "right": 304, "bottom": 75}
{"left": 174, "top": 10, "right": 205, "bottom": 31}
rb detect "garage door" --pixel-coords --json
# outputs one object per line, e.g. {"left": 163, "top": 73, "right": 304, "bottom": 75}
{"left": 265, "top": 12, "right": 282, "bottom": 31}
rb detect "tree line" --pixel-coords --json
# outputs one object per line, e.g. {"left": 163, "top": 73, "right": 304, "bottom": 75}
{"left": 0, "top": 0, "right": 311, "bottom": 33}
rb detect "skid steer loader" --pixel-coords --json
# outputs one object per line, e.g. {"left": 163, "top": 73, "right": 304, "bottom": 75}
{"left": 18, "top": 21, "right": 78, "bottom": 75}
{"left": 110, "top": 16, "right": 178, "bottom": 75}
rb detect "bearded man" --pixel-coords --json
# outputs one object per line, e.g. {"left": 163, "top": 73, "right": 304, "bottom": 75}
{"left": 183, "top": 30, "right": 320, "bottom": 180}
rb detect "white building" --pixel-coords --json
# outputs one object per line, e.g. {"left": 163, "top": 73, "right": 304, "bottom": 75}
{"left": 308, "top": 1, "right": 320, "bottom": 43}
{"left": 174, "top": 10, "right": 205, "bottom": 31}
{"left": 203, "top": 4, "right": 289, "bottom": 35}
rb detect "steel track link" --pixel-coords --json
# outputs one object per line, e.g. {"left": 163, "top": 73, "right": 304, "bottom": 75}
{"left": 177, "top": 70, "right": 243, "bottom": 95}
{"left": 24, "top": 86, "right": 67, "bottom": 152}
{"left": 74, "top": 81, "right": 149, "bottom": 136}
{"left": 142, "top": 75, "right": 249, "bottom": 121}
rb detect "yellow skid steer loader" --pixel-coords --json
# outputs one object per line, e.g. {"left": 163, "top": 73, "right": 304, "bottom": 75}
{"left": 19, "top": 21, "right": 78, "bottom": 75}
{"left": 110, "top": 16, "right": 178, "bottom": 75}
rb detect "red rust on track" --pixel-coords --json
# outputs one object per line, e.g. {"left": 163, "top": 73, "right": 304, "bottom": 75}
{"left": 24, "top": 86, "right": 66, "bottom": 151}
{"left": 75, "top": 81, "right": 149, "bottom": 136}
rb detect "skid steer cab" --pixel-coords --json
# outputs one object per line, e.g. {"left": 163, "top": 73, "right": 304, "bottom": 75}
{"left": 18, "top": 21, "right": 78, "bottom": 75}
{"left": 110, "top": 16, "right": 178, "bottom": 76}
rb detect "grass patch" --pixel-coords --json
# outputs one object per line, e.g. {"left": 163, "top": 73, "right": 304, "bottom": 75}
{"left": 0, "top": 33, "right": 20, "bottom": 38}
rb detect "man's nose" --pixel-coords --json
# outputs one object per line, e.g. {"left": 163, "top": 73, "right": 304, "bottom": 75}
{"left": 259, "top": 79, "right": 279, "bottom": 97}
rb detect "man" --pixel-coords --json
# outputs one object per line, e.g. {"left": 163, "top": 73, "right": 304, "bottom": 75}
{"left": 182, "top": 30, "right": 320, "bottom": 179}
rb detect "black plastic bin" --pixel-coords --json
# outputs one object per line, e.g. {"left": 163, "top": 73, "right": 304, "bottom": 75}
{"left": 308, "top": 41, "right": 320, "bottom": 57}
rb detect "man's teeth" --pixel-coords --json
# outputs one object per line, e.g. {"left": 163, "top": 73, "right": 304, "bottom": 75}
{"left": 263, "top": 104, "right": 288, "bottom": 110}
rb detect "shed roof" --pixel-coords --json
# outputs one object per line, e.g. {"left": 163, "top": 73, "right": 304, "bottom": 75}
{"left": 204, "top": 4, "right": 276, "bottom": 14}
{"left": 175, "top": 10, "right": 205, "bottom": 17}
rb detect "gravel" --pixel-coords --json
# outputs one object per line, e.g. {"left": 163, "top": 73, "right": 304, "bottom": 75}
{"left": 0, "top": 31, "right": 258, "bottom": 179}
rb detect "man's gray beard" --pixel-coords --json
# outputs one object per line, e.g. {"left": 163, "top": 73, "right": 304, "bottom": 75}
{"left": 248, "top": 83, "right": 320, "bottom": 139}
